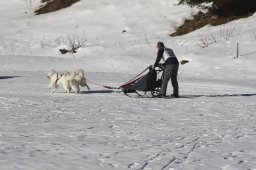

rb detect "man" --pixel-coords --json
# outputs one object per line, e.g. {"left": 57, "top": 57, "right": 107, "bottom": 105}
{"left": 153, "top": 42, "right": 179, "bottom": 98}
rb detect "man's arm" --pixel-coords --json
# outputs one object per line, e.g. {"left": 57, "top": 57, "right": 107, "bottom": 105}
{"left": 154, "top": 48, "right": 164, "bottom": 67}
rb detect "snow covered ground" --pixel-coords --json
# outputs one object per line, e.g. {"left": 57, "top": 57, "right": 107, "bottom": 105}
{"left": 0, "top": 0, "right": 256, "bottom": 170}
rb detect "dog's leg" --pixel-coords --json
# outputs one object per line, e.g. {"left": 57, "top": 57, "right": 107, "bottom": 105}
{"left": 72, "top": 85, "right": 79, "bottom": 94}
{"left": 77, "top": 86, "right": 80, "bottom": 94}
{"left": 49, "top": 82, "right": 59, "bottom": 90}
{"left": 64, "top": 86, "right": 70, "bottom": 94}
{"left": 48, "top": 83, "right": 54, "bottom": 90}
{"left": 63, "top": 84, "right": 71, "bottom": 94}
{"left": 49, "top": 84, "right": 58, "bottom": 93}
{"left": 85, "top": 83, "right": 90, "bottom": 91}
{"left": 70, "top": 80, "right": 80, "bottom": 94}
{"left": 72, "top": 89, "right": 78, "bottom": 94}
{"left": 65, "top": 87, "right": 71, "bottom": 94}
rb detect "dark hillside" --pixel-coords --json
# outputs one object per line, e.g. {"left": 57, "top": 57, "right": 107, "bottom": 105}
{"left": 172, "top": 0, "right": 256, "bottom": 36}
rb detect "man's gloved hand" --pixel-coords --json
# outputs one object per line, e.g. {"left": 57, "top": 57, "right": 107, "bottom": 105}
{"left": 154, "top": 63, "right": 159, "bottom": 68}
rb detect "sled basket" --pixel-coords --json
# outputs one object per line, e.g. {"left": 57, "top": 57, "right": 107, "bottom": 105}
{"left": 120, "top": 66, "right": 164, "bottom": 97}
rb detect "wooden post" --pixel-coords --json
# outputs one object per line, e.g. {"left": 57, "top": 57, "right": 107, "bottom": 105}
{"left": 237, "top": 43, "right": 239, "bottom": 58}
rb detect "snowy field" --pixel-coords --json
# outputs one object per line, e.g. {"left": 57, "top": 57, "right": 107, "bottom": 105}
{"left": 0, "top": 0, "right": 256, "bottom": 170}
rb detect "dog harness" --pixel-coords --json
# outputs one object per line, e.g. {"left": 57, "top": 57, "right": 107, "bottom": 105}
{"left": 55, "top": 73, "right": 63, "bottom": 84}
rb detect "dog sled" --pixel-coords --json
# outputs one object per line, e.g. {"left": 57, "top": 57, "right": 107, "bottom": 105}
{"left": 119, "top": 65, "right": 164, "bottom": 97}
{"left": 89, "top": 65, "right": 164, "bottom": 97}
{"left": 87, "top": 65, "right": 164, "bottom": 97}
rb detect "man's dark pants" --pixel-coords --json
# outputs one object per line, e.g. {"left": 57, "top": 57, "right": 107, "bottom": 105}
{"left": 159, "top": 64, "right": 179, "bottom": 96}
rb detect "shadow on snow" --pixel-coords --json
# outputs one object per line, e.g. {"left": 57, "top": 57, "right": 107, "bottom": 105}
{"left": 181, "top": 93, "right": 256, "bottom": 99}
{"left": 81, "top": 90, "right": 114, "bottom": 94}
{"left": 0, "top": 76, "right": 20, "bottom": 80}
{"left": 129, "top": 93, "right": 256, "bottom": 99}
{"left": 51, "top": 91, "right": 256, "bottom": 98}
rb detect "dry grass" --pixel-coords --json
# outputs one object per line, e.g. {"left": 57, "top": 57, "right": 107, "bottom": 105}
{"left": 35, "top": 0, "right": 80, "bottom": 15}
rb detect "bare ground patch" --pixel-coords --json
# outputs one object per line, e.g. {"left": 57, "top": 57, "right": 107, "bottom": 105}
{"left": 35, "top": 0, "right": 80, "bottom": 15}
{"left": 170, "top": 11, "right": 254, "bottom": 37}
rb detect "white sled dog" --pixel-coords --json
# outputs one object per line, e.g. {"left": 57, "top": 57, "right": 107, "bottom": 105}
{"left": 47, "top": 69, "right": 90, "bottom": 94}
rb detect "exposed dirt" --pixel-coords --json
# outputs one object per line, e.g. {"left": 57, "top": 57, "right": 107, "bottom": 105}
{"left": 35, "top": 0, "right": 80, "bottom": 15}
{"left": 171, "top": 11, "right": 254, "bottom": 37}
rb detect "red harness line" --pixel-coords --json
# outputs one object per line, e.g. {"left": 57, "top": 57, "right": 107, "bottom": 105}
{"left": 86, "top": 80, "right": 120, "bottom": 90}
{"left": 87, "top": 67, "right": 149, "bottom": 90}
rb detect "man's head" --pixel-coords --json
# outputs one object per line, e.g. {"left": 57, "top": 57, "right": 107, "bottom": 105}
{"left": 157, "top": 42, "right": 165, "bottom": 49}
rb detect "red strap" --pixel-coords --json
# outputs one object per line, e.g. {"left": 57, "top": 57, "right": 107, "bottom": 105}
{"left": 87, "top": 67, "right": 149, "bottom": 90}
{"left": 87, "top": 80, "right": 120, "bottom": 90}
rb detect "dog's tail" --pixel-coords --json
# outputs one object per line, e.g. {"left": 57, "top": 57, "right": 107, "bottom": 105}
{"left": 62, "top": 71, "right": 73, "bottom": 81}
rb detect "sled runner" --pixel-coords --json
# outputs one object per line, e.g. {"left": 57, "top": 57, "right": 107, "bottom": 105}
{"left": 119, "top": 65, "right": 164, "bottom": 97}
